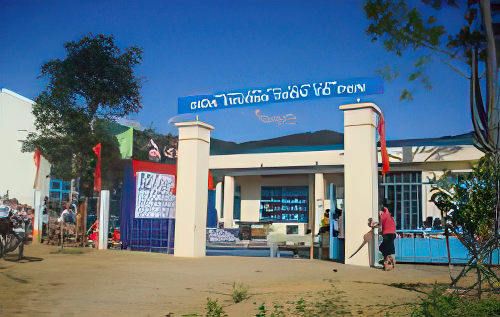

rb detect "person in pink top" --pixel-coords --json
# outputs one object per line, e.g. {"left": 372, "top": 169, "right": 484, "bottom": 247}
{"left": 379, "top": 207, "right": 396, "bottom": 270}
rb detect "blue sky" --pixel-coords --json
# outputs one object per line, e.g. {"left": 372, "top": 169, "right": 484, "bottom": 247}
{"left": 1, "top": 0, "right": 471, "bottom": 143}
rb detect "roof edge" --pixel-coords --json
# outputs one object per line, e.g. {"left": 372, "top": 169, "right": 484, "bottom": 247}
{"left": 1, "top": 88, "right": 35, "bottom": 105}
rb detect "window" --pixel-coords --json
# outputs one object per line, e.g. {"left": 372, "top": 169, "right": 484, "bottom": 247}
{"left": 380, "top": 172, "right": 422, "bottom": 230}
{"left": 62, "top": 181, "right": 71, "bottom": 191}
{"left": 234, "top": 186, "right": 241, "bottom": 220}
{"left": 286, "top": 225, "right": 299, "bottom": 234}
{"left": 260, "top": 186, "right": 308, "bottom": 222}
{"left": 51, "top": 181, "right": 61, "bottom": 190}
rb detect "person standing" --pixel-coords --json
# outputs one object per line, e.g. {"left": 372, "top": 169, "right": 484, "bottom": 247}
{"left": 379, "top": 207, "right": 396, "bottom": 271}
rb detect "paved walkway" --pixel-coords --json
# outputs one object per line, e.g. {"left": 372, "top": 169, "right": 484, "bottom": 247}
{"left": 0, "top": 243, "right": 465, "bottom": 316}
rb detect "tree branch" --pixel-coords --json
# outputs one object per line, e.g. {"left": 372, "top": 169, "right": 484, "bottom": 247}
{"left": 438, "top": 57, "right": 471, "bottom": 79}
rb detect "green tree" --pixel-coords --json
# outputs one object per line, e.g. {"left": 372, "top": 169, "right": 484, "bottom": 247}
{"left": 363, "top": 0, "right": 481, "bottom": 101}
{"left": 366, "top": 1, "right": 500, "bottom": 297}
{"left": 22, "top": 33, "right": 144, "bottom": 198}
{"left": 431, "top": 154, "right": 500, "bottom": 298}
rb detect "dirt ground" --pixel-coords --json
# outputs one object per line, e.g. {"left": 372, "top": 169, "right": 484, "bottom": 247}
{"left": 0, "top": 243, "right": 465, "bottom": 317}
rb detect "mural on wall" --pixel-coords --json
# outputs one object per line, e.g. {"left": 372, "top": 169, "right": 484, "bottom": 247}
{"left": 135, "top": 172, "right": 176, "bottom": 219}
{"left": 255, "top": 110, "right": 297, "bottom": 125}
{"left": 132, "top": 127, "right": 178, "bottom": 163}
{"left": 148, "top": 139, "right": 162, "bottom": 162}
{"left": 163, "top": 138, "right": 178, "bottom": 159}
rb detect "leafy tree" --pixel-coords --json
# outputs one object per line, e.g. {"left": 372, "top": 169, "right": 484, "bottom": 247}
{"left": 22, "top": 33, "right": 144, "bottom": 198}
{"left": 431, "top": 154, "right": 500, "bottom": 298}
{"left": 363, "top": 0, "right": 482, "bottom": 101}
{"left": 367, "top": 1, "right": 500, "bottom": 297}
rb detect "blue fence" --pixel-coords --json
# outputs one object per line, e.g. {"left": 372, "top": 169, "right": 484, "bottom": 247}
{"left": 126, "top": 218, "right": 175, "bottom": 253}
{"left": 395, "top": 231, "right": 500, "bottom": 264}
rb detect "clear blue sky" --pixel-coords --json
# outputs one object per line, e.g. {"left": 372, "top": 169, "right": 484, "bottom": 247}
{"left": 0, "top": 0, "right": 471, "bottom": 143}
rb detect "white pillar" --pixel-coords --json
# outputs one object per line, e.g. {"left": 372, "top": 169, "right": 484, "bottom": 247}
{"left": 308, "top": 174, "right": 315, "bottom": 232}
{"left": 215, "top": 181, "right": 223, "bottom": 223}
{"left": 314, "top": 173, "right": 325, "bottom": 233}
{"left": 98, "top": 190, "right": 110, "bottom": 250}
{"left": 223, "top": 175, "right": 235, "bottom": 228}
{"left": 340, "top": 102, "right": 381, "bottom": 266}
{"left": 174, "top": 120, "right": 214, "bottom": 257}
{"left": 33, "top": 190, "right": 42, "bottom": 243}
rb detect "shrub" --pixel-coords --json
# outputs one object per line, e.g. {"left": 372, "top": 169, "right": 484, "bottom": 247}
{"left": 206, "top": 298, "right": 227, "bottom": 317}
{"left": 231, "top": 282, "right": 249, "bottom": 303}
{"left": 411, "top": 284, "right": 500, "bottom": 317}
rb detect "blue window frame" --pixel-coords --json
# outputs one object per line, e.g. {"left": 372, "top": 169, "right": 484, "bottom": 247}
{"left": 380, "top": 172, "right": 422, "bottom": 230}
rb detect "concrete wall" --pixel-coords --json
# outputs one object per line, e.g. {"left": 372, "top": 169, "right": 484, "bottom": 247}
{"left": 238, "top": 175, "right": 261, "bottom": 223}
{"left": 0, "top": 89, "right": 36, "bottom": 206}
{"left": 210, "top": 150, "right": 344, "bottom": 170}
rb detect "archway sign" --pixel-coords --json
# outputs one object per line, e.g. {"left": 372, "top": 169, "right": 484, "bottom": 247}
{"left": 178, "top": 77, "right": 383, "bottom": 114}
{"left": 174, "top": 77, "right": 385, "bottom": 264}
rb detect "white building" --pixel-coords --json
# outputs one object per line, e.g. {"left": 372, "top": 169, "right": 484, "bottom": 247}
{"left": 209, "top": 130, "right": 483, "bottom": 234}
{"left": 0, "top": 88, "right": 38, "bottom": 206}
{"left": 172, "top": 104, "right": 484, "bottom": 266}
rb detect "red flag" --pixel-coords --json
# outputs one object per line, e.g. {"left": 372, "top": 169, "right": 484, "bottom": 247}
{"left": 33, "top": 148, "right": 42, "bottom": 188}
{"left": 377, "top": 114, "right": 390, "bottom": 174}
{"left": 208, "top": 171, "right": 214, "bottom": 190}
{"left": 93, "top": 143, "right": 102, "bottom": 192}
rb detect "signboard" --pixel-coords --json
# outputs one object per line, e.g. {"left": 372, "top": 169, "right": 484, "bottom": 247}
{"left": 178, "top": 77, "right": 383, "bottom": 114}
{"left": 206, "top": 228, "right": 240, "bottom": 243}
{"left": 135, "top": 172, "right": 176, "bottom": 219}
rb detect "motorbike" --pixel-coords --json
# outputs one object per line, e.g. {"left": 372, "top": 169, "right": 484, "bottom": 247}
{"left": 0, "top": 205, "right": 33, "bottom": 260}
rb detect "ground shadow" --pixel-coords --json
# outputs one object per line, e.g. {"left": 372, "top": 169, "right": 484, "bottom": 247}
{"left": 2, "top": 253, "right": 44, "bottom": 263}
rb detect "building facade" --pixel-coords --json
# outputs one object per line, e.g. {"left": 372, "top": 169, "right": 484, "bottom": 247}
{"left": 209, "top": 130, "right": 483, "bottom": 236}
{"left": 0, "top": 88, "right": 38, "bottom": 206}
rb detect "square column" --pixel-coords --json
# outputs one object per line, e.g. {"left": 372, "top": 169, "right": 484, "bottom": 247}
{"left": 340, "top": 103, "right": 381, "bottom": 266}
{"left": 314, "top": 173, "right": 325, "bottom": 233}
{"left": 215, "top": 181, "right": 223, "bottom": 222}
{"left": 174, "top": 120, "right": 214, "bottom": 257}
{"left": 98, "top": 190, "right": 110, "bottom": 250}
{"left": 33, "top": 190, "right": 42, "bottom": 243}
{"left": 222, "top": 175, "right": 235, "bottom": 228}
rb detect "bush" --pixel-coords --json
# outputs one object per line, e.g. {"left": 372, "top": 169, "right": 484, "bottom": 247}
{"left": 231, "top": 282, "right": 249, "bottom": 303}
{"left": 206, "top": 298, "right": 227, "bottom": 317}
{"left": 411, "top": 284, "right": 500, "bottom": 317}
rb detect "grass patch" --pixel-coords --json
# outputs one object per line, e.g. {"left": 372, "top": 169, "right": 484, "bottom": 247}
{"left": 50, "top": 248, "right": 86, "bottom": 254}
{"left": 255, "top": 287, "right": 352, "bottom": 316}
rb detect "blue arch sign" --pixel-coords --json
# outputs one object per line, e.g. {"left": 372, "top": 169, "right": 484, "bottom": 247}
{"left": 178, "top": 77, "right": 383, "bottom": 114}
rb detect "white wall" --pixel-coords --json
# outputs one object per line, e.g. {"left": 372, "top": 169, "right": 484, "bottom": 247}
{"left": 0, "top": 89, "right": 36, "bottom": 206}
{"left": 239, "top": 175, "right": 261, "bottom": 222}
{"left": 210, "top": 150, "right": 344, "bottom": 170}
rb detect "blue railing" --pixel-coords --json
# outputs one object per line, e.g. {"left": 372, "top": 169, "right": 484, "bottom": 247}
{"left": 394, "top": 230, "right": 500, "bottom": 264}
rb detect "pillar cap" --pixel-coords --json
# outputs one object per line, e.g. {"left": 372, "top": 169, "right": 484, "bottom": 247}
{"left": 174, "top": 120, "right": 214, "bottom": 131}
{"left": 339, "top": 102, "right": 382, "bottom": 117}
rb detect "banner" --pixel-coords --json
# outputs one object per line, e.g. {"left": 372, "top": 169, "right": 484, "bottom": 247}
{"left": 116, "top": 127, "right": 133, "bottom": 159}
{"left": 93, "top": 143, "right": 102, "bottom": 192}
{"left": 206, "top": 228, "right": 240, "bottom": 243}
{"left": 178, "top": 77, "right": 384, "bottom": 114}
{"left": 377, "top": 113, "right": 390, "bottom": 174}
{"left": 33, "top": 148, "right": 41, "bottom": 189}
{"left": 135, "top": 172, "right": 176, "bottom": 219}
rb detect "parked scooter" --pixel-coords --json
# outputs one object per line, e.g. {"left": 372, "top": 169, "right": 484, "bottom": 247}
{"left": 0, "top": 205, "right": 32, "bottom": 260}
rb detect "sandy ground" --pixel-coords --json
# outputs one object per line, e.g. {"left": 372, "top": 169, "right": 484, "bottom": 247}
{"left": 0, "top": 243, "right": 464, "bottom": 317}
